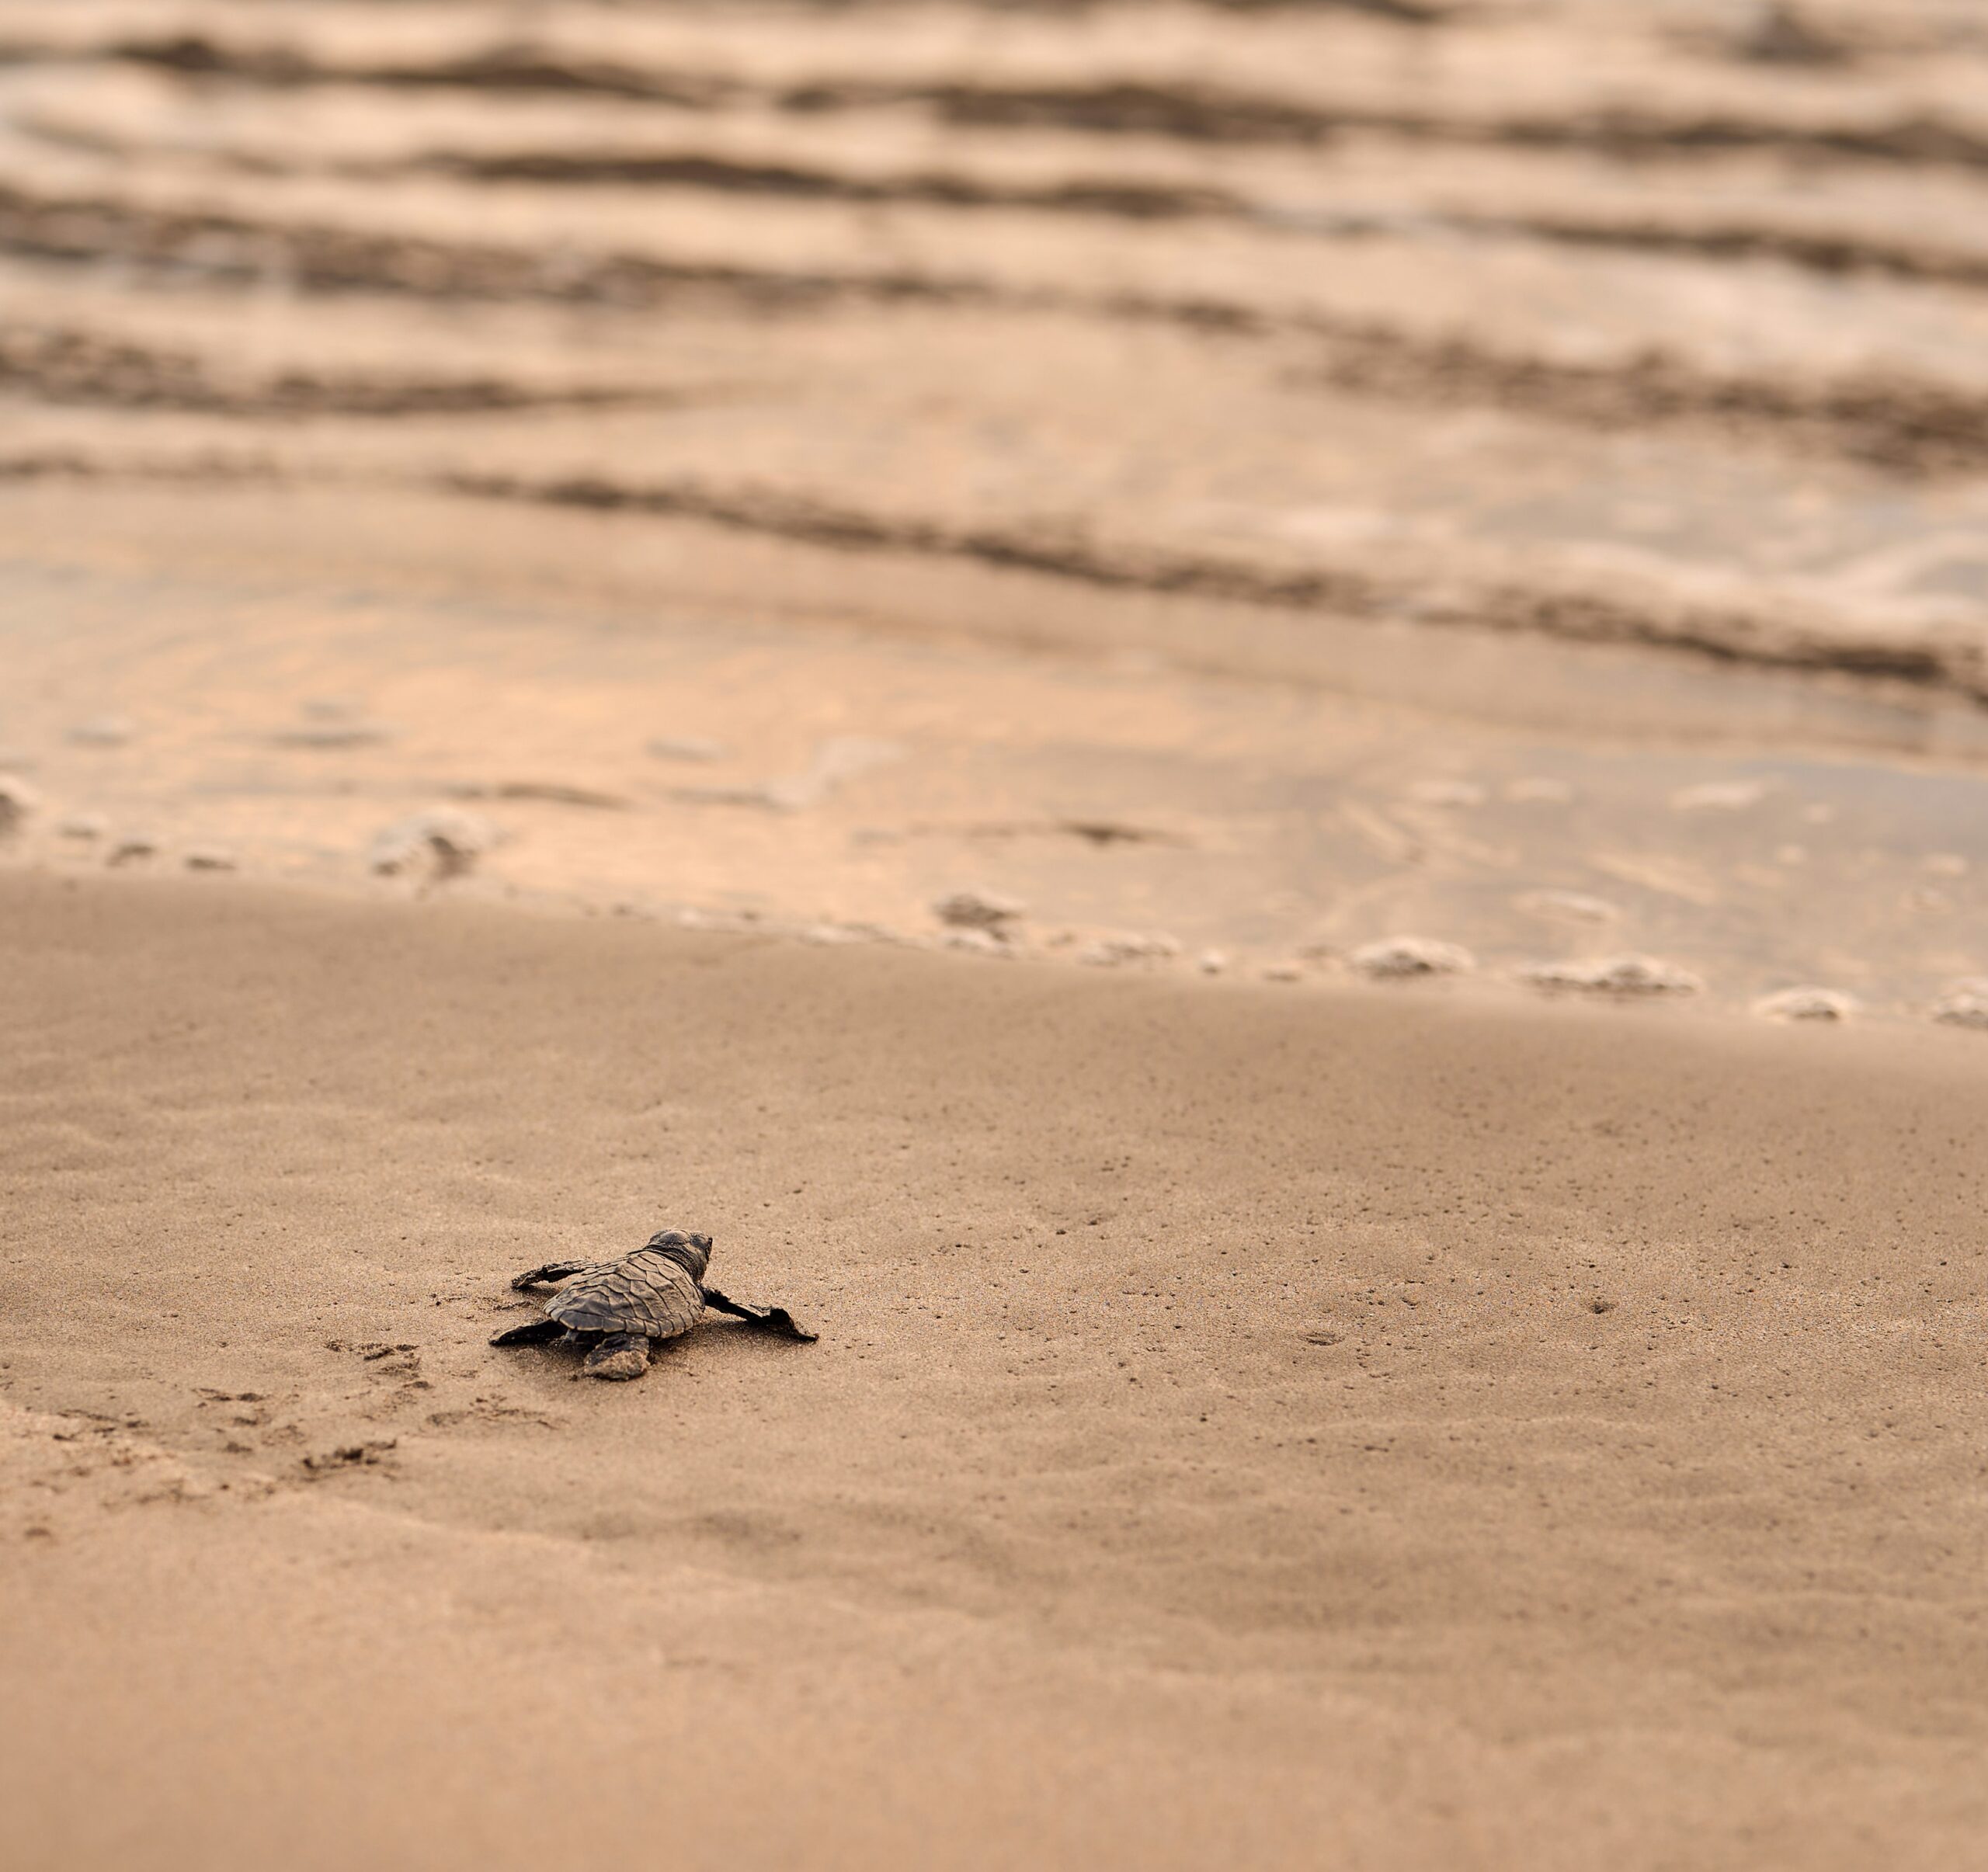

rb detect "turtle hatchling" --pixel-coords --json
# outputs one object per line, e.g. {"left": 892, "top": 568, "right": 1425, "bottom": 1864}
{"left": 490, "top": 1229, "right": 816, "bottom": 1380}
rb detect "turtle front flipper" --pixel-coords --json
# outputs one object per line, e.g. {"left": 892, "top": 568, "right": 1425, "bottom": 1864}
{"left": 490, "top": 1316, "right": 565, "bottom": 1347}
{"left": 510, "top": 1261, "right": 593, "bottom": 1290}
{"left": 701, "top": 1285, "right": 819, "bottom": 1343}
{"left": 583, "top": 1332, "right": 652, "bottom": 1381}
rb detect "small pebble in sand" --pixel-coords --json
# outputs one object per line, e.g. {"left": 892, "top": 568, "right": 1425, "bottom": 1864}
{"left": 1079, "top": 933, "right": 1181, "bottom": 967}
{"left": 1924, "top": 853, "right": 1969, "bottom": 878}
{"left": 1930, "top": 980, "right": 1988, "bottom": 1030}
{"left": 1260, "top": 962, "right": 1304, "bottom": 983}
{"left": 1197, "top": 950, "right": 1229, "bottom": 976}
{"left": 369, "top": 807, "right": 501, "bottom": 880}
{"left": 1350, "top": 937, "right": 1475, "bottom": 980}
{"left": 68, "top": 715, "right": 134, "bottom": 748}
{"left": 106, "top": 834, "right": 158, "bottom": 866}
{"left": 933, "top": 889, "right": 1025, "bottom": 933}
{"left": 944, "top": 929, "right": 1013, "bottom": 958}
{"left": 1521, "top": 955, "right": 1703, "bottom": 997}
{"left": 57, "top": 812, "right": 108, "bottom": 841}
{"left": 1671, "top": 780, "right": 1768, "bottom": 812}
{"left": 1505, "top": 777, "right": 1574, "bottom": 805}
{"left": 1752, "top": 987, "right": 1858, "bottom": 1023}
{"left": 0, "top": 773, "right": 42, "bottom": 835}
{"left": 183, "top": 847, "right": 238, "bottom": 873}
{"left": 1515, "top": 889, "right": 1619, "bottom": 926}
{"left": 1406, "top": 780, "right": 1487, "bottom": 808}
{"left": 647, "top": 735, "right": 728, "bottom": 763}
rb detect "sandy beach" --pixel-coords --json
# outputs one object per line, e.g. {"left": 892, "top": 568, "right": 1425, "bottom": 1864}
{"left": 3, "top": 870, "right": 1986, "bottom": 1870}
{"left": 5, "top": 2, "right": 1988, "bottom": 1864}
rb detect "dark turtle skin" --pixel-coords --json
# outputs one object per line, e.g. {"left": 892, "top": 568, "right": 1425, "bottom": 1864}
{"left": 491, "top": 1229, "right": 815, "bottom": 1380}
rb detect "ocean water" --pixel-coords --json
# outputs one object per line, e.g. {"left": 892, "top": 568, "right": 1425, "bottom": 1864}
{"left": 1, "top": 0, "right": 1985, "bottom": 1020}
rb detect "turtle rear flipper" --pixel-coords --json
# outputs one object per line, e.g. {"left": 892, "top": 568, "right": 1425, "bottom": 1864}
{"left": 702, "top": 1286, "right": 819, "bottom": 1343}
{"left": 511, "top": 1261, "right": 592, "bottom": 1290}
{"left": 490, "top": 1317, "right": 565, "bottom": 1347}
{"left": 583, "top": 1332, "right": 652, "bottom": 1381}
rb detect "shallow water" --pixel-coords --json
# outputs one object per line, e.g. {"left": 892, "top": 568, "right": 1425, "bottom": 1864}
{"left": 2, "top": 499, "right": 1983, "bottom": 1023}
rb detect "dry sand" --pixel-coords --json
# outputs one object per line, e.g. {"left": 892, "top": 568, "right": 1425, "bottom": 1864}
{"left": 3, "top": 869, "right": 1986, "bottom": 1870}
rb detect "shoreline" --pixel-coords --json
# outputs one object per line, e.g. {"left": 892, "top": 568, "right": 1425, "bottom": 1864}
{"left": 3, "top": 480, "right": 1987, "bottom": 1028}
{"left": 8, "top": 839, "right": 1988, "bottom": 1036}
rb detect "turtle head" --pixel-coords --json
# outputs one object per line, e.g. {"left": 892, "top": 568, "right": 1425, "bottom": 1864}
{"left": 645, "top": 1229, "right": 712, "bottom": 1280}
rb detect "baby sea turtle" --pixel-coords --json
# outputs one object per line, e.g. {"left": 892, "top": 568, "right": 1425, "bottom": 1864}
{"left": 489, "top": 1230, "right": 816, "bottom": 1381}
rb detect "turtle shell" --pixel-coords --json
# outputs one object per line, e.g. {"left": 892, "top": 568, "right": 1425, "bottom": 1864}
{"left": 547, "top": 1246, "right": 705, "bottom": 1341}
